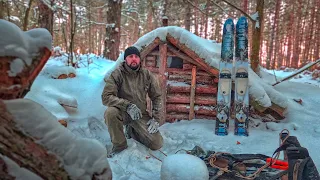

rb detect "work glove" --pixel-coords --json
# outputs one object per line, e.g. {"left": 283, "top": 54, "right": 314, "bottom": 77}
{"left": 126, "top": 103, "right": 142, "bottom": 121}
{"left": 147, "top": 118, "right": 159, "bottom": 134}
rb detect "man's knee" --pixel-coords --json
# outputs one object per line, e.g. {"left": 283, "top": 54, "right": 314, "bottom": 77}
{"left": 104, "top": 107, "right": 121, "bottom": 124}
{"left": 148, "top": 133, "right": 163, "bottom": 150}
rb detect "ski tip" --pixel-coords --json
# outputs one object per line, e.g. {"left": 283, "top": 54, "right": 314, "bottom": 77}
{"left": 238, "top": 16, "right": 248, "bottom": 24}
{"left": 224, "top": 18, "right": 234, "bottom": 25}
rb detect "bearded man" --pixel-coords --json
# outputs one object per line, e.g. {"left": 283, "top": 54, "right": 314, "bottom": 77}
{"left": 102, "top": 46, "right": 163, "bottom": 157}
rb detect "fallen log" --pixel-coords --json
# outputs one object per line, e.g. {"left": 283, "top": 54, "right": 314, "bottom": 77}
{"left": 0, "top": 100, "right": 69, "bottom": 179}
{"left": 273, "top": 59, "right": 320, "bottom": 86}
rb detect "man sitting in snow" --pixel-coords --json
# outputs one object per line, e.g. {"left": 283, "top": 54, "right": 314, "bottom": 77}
{"left": 102, "top": 46, "right": 163, "bottom": 157}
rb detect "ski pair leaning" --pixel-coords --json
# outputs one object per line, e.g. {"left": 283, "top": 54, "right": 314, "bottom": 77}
{"left": 215, "top": 16, "right": 249, "bottom": 136}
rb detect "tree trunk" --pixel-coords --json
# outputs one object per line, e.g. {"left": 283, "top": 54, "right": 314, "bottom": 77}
{"left": 314, "top": 0, "right": 320, "bottom": 61}
{"left": 194, "top": 0, "right": 199, "bottom": 35}
{"left": 6, "top": 1, "right": 10, "bottom": 22}
{"left": 38, "top": 0, "right": 54, "bottom": 35}
{"left": 286, "top": 5, "right": 294, "bottom": 67}
{"left": 104, "top": 0, "right": 122, "bottom": 60}
{"left": 87, "top": 0, "right": 92, "bottom": 53}
{"left": 69, "top": 0, "right": 76, "bottom": 66}
{"left": 0, "top": 101, "right": 69, "bottom": 179}
{"left": 98, "top": 8, "right": 103, "bottom": 55}
{"left": 214, "top": 18, "right": 221, "bottom": 42}
{"left": 132, "top": 11, "right": 139, "bottom": 43}
{"left": 304, "top": 0, "right": 315, "bottom": 61}
{"left": 250, "top": 0, "right": 264, "bottom": 74}
{"left": 0, "top": 0, "right": 4, "bottom": 19}
{"left": 204, "top": 0, "right": 210, "bottom": 38}
{"left": 23, "top": 0, "right": 33, "bottom": 31}
{"left": 243, "top": 0, "right": 248, "bottom": 13}
{"left": 266, "top": 3, "right": 275, "bottom": 69}
{"left": 184, "top": 0, "right": 191, "bottom": 31}
{"left": 291, "top": 0, "right": 302, "bottom": 68}
{"left": 273, "top": 0, "right": 281, "bottom": 69}
{"left": 147, "top": 0, "right": 154, "bottom": 32}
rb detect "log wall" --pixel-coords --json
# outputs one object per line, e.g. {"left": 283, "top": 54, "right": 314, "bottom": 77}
{"left": 144, "top": 47, "right": 218, "bottom": 123}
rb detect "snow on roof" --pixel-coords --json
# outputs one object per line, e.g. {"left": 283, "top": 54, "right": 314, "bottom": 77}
{"left": 105, "top": 26, "right": 221, "bottom": 79}
{"left": 4, "top": 99, "right": 110, "bottom": 179}
{"left": 135, "top": 26, "right": 221, "bottom": 69}
{"left": 106, "top": 26, "right": 288, "bottom": 109}
{"left": 0, "top": 20, "right": 52, "bottom": 66}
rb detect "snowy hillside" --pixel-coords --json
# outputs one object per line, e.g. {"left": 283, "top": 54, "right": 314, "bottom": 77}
{"left": 15, "top": 54, "right": 320, "bottom": 180}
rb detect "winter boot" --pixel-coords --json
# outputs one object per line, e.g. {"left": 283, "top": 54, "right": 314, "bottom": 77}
{"left": 107, "top": 145, "right": 128, "bottom": 158}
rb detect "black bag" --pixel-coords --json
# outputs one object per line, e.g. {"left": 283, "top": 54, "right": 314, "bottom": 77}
{"left": 278, "top": 135, "right": 320, "bottom": 180}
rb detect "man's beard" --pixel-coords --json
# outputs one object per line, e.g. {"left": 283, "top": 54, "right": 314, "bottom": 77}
{"left": 128, "top": 62, "right": 140, "bottom": 70}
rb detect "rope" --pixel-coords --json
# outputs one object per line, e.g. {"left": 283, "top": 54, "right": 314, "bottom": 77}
{"left": 208, "top": 129, "right": 290, "bottom": 180}
{"left": 148, "top": 149, "right": 167, "bottom": 162}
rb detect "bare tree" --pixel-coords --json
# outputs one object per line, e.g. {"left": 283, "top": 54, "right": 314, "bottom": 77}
{"left": 184, "top": 0, "right": 191, "bottom": 31}
{"left": 147, "top": 0, "right": 154, "bottom": 32}
{"left": 0, "top": 0, "right": 5, "bottom": 19}
{"left": 23, "top": 0, "right": 34, "bottom": 31}
{"left": 38, "top": 0, "right": 54, "bottom": 34}
{"left": 291, "top": 0, "right": 302, "bottom": 68}
{"left": 104, "top": 0, "right": 123, "bottom": 60}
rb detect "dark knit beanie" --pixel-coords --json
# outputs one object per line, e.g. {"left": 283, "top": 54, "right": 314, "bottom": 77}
{"left": 124, "top": 46, "right": 140, "bottom": 60}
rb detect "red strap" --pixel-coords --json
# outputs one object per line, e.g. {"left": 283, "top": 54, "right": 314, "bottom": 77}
{"left": 270, "top": 164, "right": 288, "bottom": 170}
{"left": 266, "top": 158, "right": 288, "bottom": 166}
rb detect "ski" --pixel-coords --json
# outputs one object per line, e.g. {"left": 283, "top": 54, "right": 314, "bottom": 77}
{"left": 234, "top": 16, "right": 249, "bottom": 136}
{"left": 215, "top": 18, "right": 234, "bottom": 136}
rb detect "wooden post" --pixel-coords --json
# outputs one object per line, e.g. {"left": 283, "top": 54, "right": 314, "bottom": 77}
{"left": 159, "top": 43, "right": 167, "bottom": 124}
{"left": 189, "top": 66, "right": 197, "bottom": 120}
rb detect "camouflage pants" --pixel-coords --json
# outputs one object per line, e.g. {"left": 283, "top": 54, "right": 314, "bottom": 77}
{"left": 104, "top": 107, "right": 163, "bottom": 150}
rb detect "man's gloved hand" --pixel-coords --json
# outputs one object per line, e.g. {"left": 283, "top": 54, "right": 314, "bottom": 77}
{"left": 126, "top": 103, "right": 142, "bottom": 121}
{"left": 147, "top": 118, "right": 159, "bottom": 134}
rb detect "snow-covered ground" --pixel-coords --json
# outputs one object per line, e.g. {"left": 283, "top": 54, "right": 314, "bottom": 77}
{"left": 21, "top": 55, "right": 320, "bottom": 179}
{"left": 264, "top": 67, "right": 320, "bottom": 87}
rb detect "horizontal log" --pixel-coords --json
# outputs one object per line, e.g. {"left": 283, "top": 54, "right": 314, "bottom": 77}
{"left": 166, "top": 113, "right": 216, "bottom": 122}
{"left": 166, "top": 104, "right": 216, "bottom": 116}
{"left": 168, "top": 74, "right": 215, "bottom": 85}
{"left": 146, "top": 56, "right": 156, "bottom": 61}
{"left": 149, "top": 50, "right": 175, "bottom": 57}
{"left": 168, "top": 85, "right": 217, "bottom": 94}
{"left": 146, "top": 67, "right": 159, "bottom": 73}
{"left": 184, "top": 63, "right": 206, "bottom": 71}
{"left": 167, "top": 94, "right": 216, "bottom": 105}
{"left": 168, "top": 69, "right": 214, "bottom": 77}
{"left": 146, "top": 60, "right": 156, "bottom": 67}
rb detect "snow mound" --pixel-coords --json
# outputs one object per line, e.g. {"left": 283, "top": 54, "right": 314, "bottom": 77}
{"left": 42, "top": 65, "right": 77, "bottom": 78}
{"left": 249, "top": 68, "right": 288, "bottom": 108}
{"left": 161, "top": 154, "right": 209, "bottom": 180}
{"left": 0, "top": 19, "right": 52, "bottom": 65}
{"left": 4, "top": 99, "right": 110, "bottom": 180}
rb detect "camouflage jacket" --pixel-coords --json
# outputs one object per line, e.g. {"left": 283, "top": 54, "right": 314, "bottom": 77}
{"left": 102, "top": 63, "right": 162, "bottom": 122}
